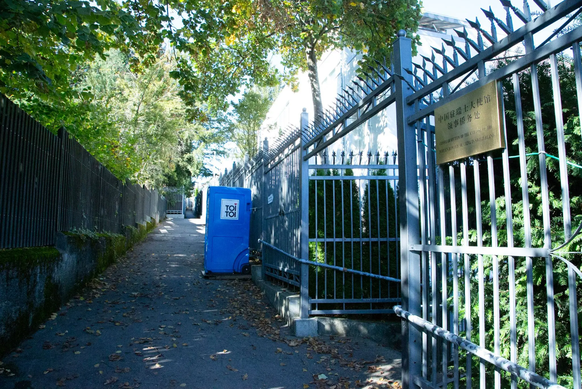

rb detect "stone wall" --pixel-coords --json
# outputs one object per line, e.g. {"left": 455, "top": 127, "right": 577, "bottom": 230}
{"left": 0, "top": 220, "right": 157, "bottom": 357}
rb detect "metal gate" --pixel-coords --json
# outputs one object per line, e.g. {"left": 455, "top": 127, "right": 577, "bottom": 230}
{"left": 303, "top": 150, "right": 400, "bottom": 315}
{"left": 395, "top": 0, "right": 582, "bottom": 388}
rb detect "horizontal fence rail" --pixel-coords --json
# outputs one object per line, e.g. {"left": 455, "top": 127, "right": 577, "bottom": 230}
{"left": 0, "top": 93, "right": 167, "bottom": 249}
{"left": 394, "top": 306, "right": 567, "bottom": 389}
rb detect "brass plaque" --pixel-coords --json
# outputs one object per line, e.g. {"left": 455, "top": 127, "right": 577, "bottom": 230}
{"left": 435, "top": 81, "right": 505, "bottom": 164}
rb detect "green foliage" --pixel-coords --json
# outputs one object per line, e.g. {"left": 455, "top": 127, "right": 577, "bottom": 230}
{"left": 72, "top": 50, "right": 210, "bottom": 187}
{"left": 456, "top": 56, "right": 582, "bottom": 387}
{"left": 229, "top": 88, "right": 274, "bottom": 159}
{"left": 255, "top": 0, "right": 422, "bottom": 120}
{"left": 0, "top": 0, "right": 167, "bottom": 104}
{"left": 167, "top": 0, "right": 280, "bottom": 121}
{"left": 0, "top": 1, "right": 209, "bottom": 189}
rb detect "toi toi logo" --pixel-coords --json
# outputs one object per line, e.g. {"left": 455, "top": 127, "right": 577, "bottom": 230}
{"left": 224, "top": 203, "right": 237, "bottom": 218}
{"left": 220, "top": 199, "right": 239, "bottom": 220}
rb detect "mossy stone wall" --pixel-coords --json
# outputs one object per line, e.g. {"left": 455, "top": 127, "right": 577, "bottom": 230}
{"left": 0, "top": 220, "right": 157, "bottom": 357}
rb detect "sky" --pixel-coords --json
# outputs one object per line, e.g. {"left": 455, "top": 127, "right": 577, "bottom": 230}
{"left": 422, "top": 0, "right": 518, "bottom": 23}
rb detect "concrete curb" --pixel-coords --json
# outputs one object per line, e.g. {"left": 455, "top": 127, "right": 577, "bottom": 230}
{"left": 251, "top": 265, "right": 401, "bottom": 347}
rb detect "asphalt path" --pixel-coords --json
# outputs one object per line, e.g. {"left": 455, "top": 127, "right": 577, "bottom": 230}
{"left": 0, "top": 217, "right": 401, "bottom": 389}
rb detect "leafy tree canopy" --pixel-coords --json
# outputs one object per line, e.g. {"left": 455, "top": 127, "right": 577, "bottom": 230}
{"left": 0, "top": 0, "right": 168, "bottom": 102}
{"left": 0, "top": 0, "right": 423, "bottom": 187}
{"left": 253, "top": 0, "right": 422, "bottom": 121}
{"left": 229, "top": 88, "right": 274, "bottom": 159}
{"left": 71, "top": 50, "right": 219, "bottom": 188}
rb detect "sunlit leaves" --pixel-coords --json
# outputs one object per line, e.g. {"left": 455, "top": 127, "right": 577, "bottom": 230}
{"left": 228, "top": 88, "right": 274, "bottom": 159}
{"left": 0, "top": 0, "right": 166, "bottom": 103}
{"left": 252, "top": 0, "right": 421, "bottom": 120}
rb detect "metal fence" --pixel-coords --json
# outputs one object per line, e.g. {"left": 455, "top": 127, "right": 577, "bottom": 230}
{"left": 0, "top": 96, "right": 61, "bottom": 248}
{"left": 223, "top": 1, "right": 581, "bottom": 386}
{"left": 221, "top": 127, "right": 402, "bottom": 315}
{"left": 306, "top": 151, "right": 400, "bottom": 315}
{"left": 0, "top": 93, "right": 167, "bottom": 249}
{"left": 221, "top": 150, "right": 266, "bottom": 252}
{"left": 165, "top": 188, "right": 184, "bottom": 215}
{"left": 393, "top": 1, "right": 582, "bottom": 388}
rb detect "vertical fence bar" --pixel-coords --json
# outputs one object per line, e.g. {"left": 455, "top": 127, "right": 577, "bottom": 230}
{"left": 438, "top": 164, "right": 448, "bottom": 387}
{"left": 549, "top": 53, "right": 571, "bottom": 240}
{"left": 426, "top": 123, "right": 438, "bottom": 386}
{"left": 332, "top": 170, "right": 337, "bottom": 299}
{"left": 375, "top": 173, "right": 380, "bottom": 299}
{"left": 6, "top": 101, "right": 18, "bottom": 247}
{"left": 0, "top": 98, "right": 13, "bottom": 247}
{"left": 546, "top": 54, "right": 564, "bottom": 382}
{"left": 393, "top": 31, "right": 421, "bottom": 389}
{"left": 341, "top": 171, "right": 346, "bottom": 301}
{"left": 487, "top": 151, "right": 501, "bottom": 389}
{"left": 502, "top": 75, "right": 518, "bottom": 389}
{"left": 473, "top": 160, "right": 485, "bottom": 389}
{"left": 568, "top": 267, "right": 580, "bottom": 389}
{"left": 418, "top": 126, "right": 429, "bottom": 380}
{"left": 573, "top": 42, "right": 582, "bottom": 146}
{"left": 20, "top": 113, "right": 31, "bottom": 248}
{"left": 460, "top": 161, "right": 472, "bottom": 389}
{"left": 449, "top": 165, "right": 460, "bottom": 389}
{"left": 530, "top": 62, "right": 547, "bottom": 385}
{"left": 350, "top": 167, "right": 355, "bottom": 300}
{"left": 7, "top": 104, "right": 20, "bottom": 247}
{"left": 366, "top": 157, "right": 372, "bottom": 302}
{"left": 0, "top": 96, "right": 10, "bottom": 247}
{"left": 300, "top": 110, "right": 310, "bottom": 319}
{"left": 323, "top": 161, "right": 328, "bottom": 300}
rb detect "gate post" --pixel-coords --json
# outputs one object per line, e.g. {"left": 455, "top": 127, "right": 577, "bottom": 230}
{"left": 295, "top": 108, "right": 318, "bottom": 337}
{"left": 393, "top": 30, "right": 422, "bottom": 388}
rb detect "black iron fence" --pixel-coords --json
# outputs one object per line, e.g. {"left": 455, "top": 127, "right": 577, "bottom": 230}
{"left": 0, "top": 93, "right": 167, "bottom": 249}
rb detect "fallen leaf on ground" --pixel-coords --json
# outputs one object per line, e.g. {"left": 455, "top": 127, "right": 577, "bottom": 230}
{"left": 104, "top": 376, "right": 118, "bottom": 385}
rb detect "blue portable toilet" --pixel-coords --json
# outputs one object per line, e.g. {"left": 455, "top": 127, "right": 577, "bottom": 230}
{"left": 204, "top": 186, "right": 252, "bottom": 274}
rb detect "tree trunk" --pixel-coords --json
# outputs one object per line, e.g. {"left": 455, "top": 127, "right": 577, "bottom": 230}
{"left": 306, "top": 44, "right": 323, "bottom": 127}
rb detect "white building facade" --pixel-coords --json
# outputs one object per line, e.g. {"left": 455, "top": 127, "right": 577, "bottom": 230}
{"left": 260, "top": 13, "right": 468, "bottom": 156}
